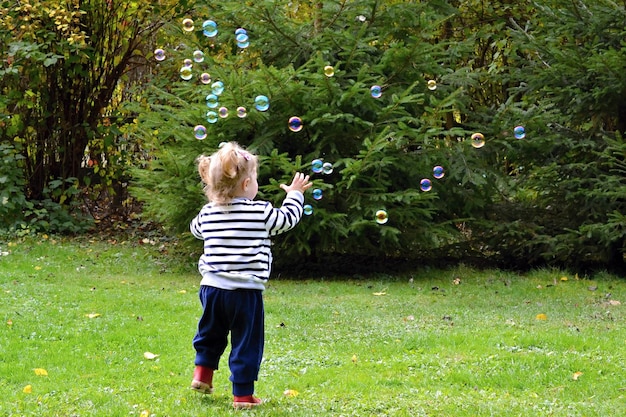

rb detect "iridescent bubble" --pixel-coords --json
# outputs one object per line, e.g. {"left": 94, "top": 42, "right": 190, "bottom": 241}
{"left": 236, "top": 33, "right": 249, "bottom": 44}
{"left": 193, "top": 50, "right": 204, "bottom": 63}
{"left": 433, "top": 165, "right": 445, "bottom": 179}
{"left": 254, "top": 95, "right": 270, "bottom": 112}
{"left": 303, "top": 204, "right": 313, "bottom": 216}
{"left": 182, "top": 18, "right": 194, "bottom": 32}
{"left": 312, "top": 188, "right": 323, "bottom": 201}
{"left": 514, "top": 125, "right": 526, "bottom": 139}
{"left": 357, "top": 15, "right": 367, "bottom": 22}
{"left": 375, "top": 210, "right": 388, "bottom": 225}
{"left": 420, "top": 178, "right": 432, "bottom": 192}
{"left": 205, "top": 94, "right": 219, "bottom": 108}
{"left": 200, "top": 73, "right": 211, "bottom": 84}
{"left": 235, "top": 28, "right": 247, "bottom": 36}
{"left": 206, "top": 111, "right": 218, "bottom": 124}
{"left": 202, "top": 20, "right": 217, "bottom": 37}
{"left": 311, "top": 159, "right": 323, "bottom": 174}
{"left": 180, "top": 66, "right": 193, "bottom": 81}
{"left": 194, "top": 125, "right": 207, "bottom": 140}
{"left": 324, "top": 65, "right": 335, "bottom": 77}
{"left": 471, "top": 132, "right": 485, "bottom": 149}
{"left": 154, "top": 48, "right": 166, "bottom": 61}
{"left": 288, "top": 116, "right": 303, "bottom": 132}
{"left": 427, "top": 79, "right": 437, "bottom": 90}
{"left": 211, "top": 81, "right": 224, "bottom": 96}
{"left": 370, "top": 85, "right": 382, "bottom": 99}
{"left": 237, "top": 106, "right": 247, "bottom": 118}
{"left": 237, "top": 40, "right": 250, "bottom": 49}
{"left": 322, "top": 162, "right": 333, "bottom": 175}
{"left": 218, "top": 107, "right": 229, "bottom": 118}
{"left": 183, "top": 58, "right": 193, "bottom": 67}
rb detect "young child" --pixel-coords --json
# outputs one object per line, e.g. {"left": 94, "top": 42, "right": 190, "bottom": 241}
{"left": 189, "top": 142, "right": 312, "bottom": 409}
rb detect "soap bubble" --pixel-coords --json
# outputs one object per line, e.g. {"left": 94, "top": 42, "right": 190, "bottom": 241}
{"left": 211, "top": 81, "right": 224, "bottom": 95}
{"left": 471, "top": 132, "right": 485, "bottom": 149}
{"left": 322, "top": 162, "right": 333, "bottom": 175}
{"left": 288, "top": 116, "right": 303, "bottom": 132}
{"left": 420, "top": 178, "right": 432, "bottom": 192}
{"left": 194, "top": 125, "right": 207, "bottom": 140}
{"left": 514, "top": 125, "right": 526, "bottom": 139}
{"left": 218, "top": 107, "right": 228, "bottom": 118}
{"left": 324, "top": 65, "right": 335, "bottom": 77}
{"left": 433, "top": 165, "right": 445, "bottom": 179}
{"left": 202, "top": 20, "right": 217, "bottom": 37}
{"left": 370, "top": 85, "right": 382, "bottom": 98}
{"left": 375, "top": 210, "right": 388, "bottom": 225}
{"left": 200, "top": 73, "right": 211, "bottom": 84}
{"left": 154, "top": 48, "right": 165, "bottom": 61}
{"left": 206, "top": 111, "right": 218, "bottom": 124}
{"left": 427, "top": 79, "right": 437, "bottom": 90}
{"left": 254, "top": 95, "right": 270, "bottom": 112}
{"left": 182, "top": 18, "right": 194, "bottom": 32}
{"left": 311, "top": 159, "right": 323, "bottom": 174}
{"left": 237, "top": 40, "right": 250, "bottom": 49}
{"left": 236, "top": 33, "right": 249, "bottom": 44}
{"left": 193, "top": 50, "right": 204, "bottom": 63}
{"left": 237, "top": 106, "right": 247, "bottom": 118}
{"left": 312, "top": 189, "right": 323, "bottom": 200}
{"left": 180, "top": 66, "right": 193, "bottom": 81}
{"left": 183, "top": 58, "right": 193, "bottom": 67}
{"left": 235, "top": 28, "right": 247, "bottom": 36}
{"left": 205, "top": 94, "right": 219, "bottom": 108}
{"left": 303, "top": 205, "right": 313, "bottom": 216}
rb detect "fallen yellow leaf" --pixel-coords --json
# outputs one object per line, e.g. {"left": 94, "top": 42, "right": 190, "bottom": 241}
{"left": 372, "top": 292, "right": 386, "bottom": 296}
{"left": 143, "top": 352, "right": 159, "bottom": 360}
{"left": 283, "top": 389, "right": 299, "bottom": 397}
{"left": 178, "top": 290, "right": 187, "bottom": 294}
{"left": 572, "top": 371, "right": 583, "bottom": 381}
{"left": 608, "top": 300, "right": 621, "bottom": 306}
{"left": 139, "top": 410, "right": 150, "bottom": 417}
{"left": 23, "top": 384, "right": 32, "bottom": 394}
{"left": 34, "top": 368, "right": 48, "bottom": 376}
{"left": 351, "top": 354, "right": 357, "bottom": 364}
{"left": 560, "top": 276, "right": 568, "bottom": 282}
{"left": 86, "top": 313, "right": 101, "bottom": 319}
{"left": 536, "top": 313, "right": 548, "bottom": 321}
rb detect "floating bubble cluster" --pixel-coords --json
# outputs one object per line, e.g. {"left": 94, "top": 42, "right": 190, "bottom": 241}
{"left": 471, "top": 132, "right": 485, "bottom": 149}
{"left": 288, "top": 117, "right": 303, "bottom": 132}
{"left": 236, "top": 28, "right": 249, "bottom": 48}
{"left": 375, "top": 210, "right": 389, "bottom": 225}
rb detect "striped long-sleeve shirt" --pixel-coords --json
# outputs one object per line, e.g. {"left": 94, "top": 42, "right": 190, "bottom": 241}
{"left": 189, "top": 190, "right": 305, "bottom": 290}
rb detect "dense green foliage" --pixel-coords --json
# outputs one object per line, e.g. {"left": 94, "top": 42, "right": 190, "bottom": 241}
{"left": 2, "top": 0, "right": 625, "bottom": 271}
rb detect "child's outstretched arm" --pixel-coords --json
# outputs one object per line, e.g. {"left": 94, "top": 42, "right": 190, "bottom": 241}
{"left": 279, "top": 172, "right": 312, "bottom": 194}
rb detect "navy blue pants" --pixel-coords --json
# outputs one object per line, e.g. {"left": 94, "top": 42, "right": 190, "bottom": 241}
{"left": 193, "top": 286, "right": 264, "bottom": 396}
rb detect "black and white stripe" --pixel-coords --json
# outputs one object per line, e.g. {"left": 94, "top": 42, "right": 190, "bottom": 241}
{"left": 190, "top": 191, "right": 304, "bottom": 290}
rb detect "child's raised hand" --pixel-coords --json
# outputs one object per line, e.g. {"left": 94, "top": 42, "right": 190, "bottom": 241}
{"left": 280, "top": 172, "right": 313, "bottom": 194}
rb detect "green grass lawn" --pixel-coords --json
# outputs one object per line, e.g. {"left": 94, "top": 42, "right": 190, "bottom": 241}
{"left": 1, "top": 237, "right": 625, "bottom": 416}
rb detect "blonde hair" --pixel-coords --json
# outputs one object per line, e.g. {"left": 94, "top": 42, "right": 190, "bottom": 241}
{"left": 196, "top": 142, "right": 258, "bottom": 205}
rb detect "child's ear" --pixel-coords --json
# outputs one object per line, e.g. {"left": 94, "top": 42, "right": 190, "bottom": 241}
{"left": 242, "top": 177, "right": 251, "bottom": 190}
